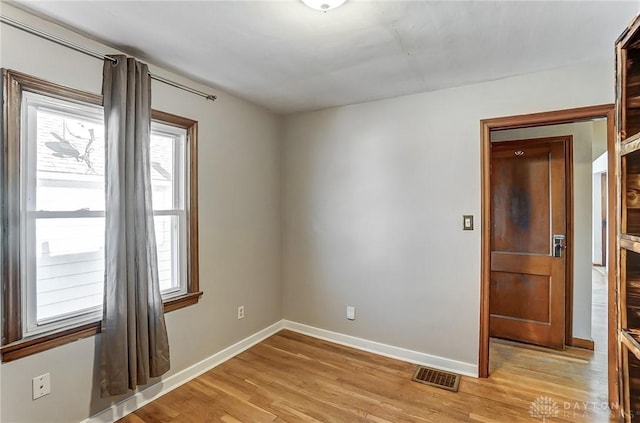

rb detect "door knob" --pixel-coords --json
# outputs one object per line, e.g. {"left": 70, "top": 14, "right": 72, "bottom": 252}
{"left": 553, "top": 234, "right": 566, "bottom": 257}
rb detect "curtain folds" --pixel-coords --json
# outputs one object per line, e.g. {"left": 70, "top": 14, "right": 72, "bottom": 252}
{"left": 100, "top": 55, "right": 170, "bottom": 397}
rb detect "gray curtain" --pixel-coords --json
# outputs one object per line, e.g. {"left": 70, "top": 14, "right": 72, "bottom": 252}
{"left": 100, "top": 55, "right": 170, "bottom": 397}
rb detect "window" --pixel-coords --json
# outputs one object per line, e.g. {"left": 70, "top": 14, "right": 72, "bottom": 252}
{"left": 1, "top": 70, "right": 201, "bottom": 361}
{"left": 22, "top": 91, "right": 106, "bottom": 336}
{"left": 150, "top": 121, "right": 188, "bottom": 299}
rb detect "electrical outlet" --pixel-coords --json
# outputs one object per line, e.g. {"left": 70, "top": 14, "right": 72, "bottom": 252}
{"left": 32, "top": 373, "right": 50, "bottom": 400}
{"left": 346, "top": 306, "right": 355, "bottom": 320}
{"left": 237, "top": 305, "right": 245, "bottom": 319}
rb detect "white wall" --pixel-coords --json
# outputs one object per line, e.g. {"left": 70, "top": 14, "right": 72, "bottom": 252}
{"left": 593, "top": 151, "right": 609, "bottom": 267}
{"left": 591, "top": 120, "right": 609, "bottom": 267}
{"left": 593, "top": 173, "right": 604, "bottom": 265}
{"left": 593, "top": 119, "right": 608, "bottom": 160}
{"left": 491, "top": 122, "right": 597, "bottom": 341}
{"left": 0, "top": 4, "right": 282, "bottom": 422}
{"left": 283, "top": 58, "right": 614, "bottom": 370}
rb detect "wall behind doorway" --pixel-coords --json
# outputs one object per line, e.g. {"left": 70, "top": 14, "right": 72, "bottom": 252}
{"left": 592, "top": 119, "right": 609, "bottom": 267}
{"left": 592, "top": 152, "right": 608, "bottom": 266}
{"left": 491, "top": 120, "right": 607, "bottom": 341}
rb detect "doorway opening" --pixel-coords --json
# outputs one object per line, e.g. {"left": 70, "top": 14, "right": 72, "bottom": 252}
{"left": 479, "top": 105, "right": 617, "bottom": 407}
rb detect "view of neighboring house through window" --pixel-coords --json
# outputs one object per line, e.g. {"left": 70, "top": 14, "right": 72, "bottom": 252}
{"left": 21, "top": 91, "right": 188, "bottom": 337}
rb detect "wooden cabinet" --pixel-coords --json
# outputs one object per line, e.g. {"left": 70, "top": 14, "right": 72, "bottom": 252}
{"left": 617, "top": 15, "right": 640, "bottom": 422}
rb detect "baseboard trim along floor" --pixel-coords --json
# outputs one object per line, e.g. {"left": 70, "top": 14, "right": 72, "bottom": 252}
{"left": 282, "top": 320, "right": 478, "bottom": 378}
{"left": 83, "top": 319, "right": 477, "bottom": 422}
{"left": 82, "top": 320, "right": 285, "bottom": 423}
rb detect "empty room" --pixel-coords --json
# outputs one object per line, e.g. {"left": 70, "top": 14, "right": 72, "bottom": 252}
{"left": 1, "top": 1, "right": 640, "bottom": 422}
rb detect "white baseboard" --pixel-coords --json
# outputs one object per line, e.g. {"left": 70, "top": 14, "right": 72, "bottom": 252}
{"left": 282, "top": 320, "right": 478, "bottom": 378}
{"left": 83, "top": 319, "right": 477, "bottom": 422}
{"left": 82, "top": 320, "right": 285, "bottom": 423}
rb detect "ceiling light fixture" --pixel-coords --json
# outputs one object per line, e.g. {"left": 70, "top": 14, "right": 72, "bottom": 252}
{"left": 301, "top": 0, "right": 347, "bottom": 12}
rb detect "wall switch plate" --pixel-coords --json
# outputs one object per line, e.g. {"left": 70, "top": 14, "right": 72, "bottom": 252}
{"left": 463, "top": 215, "right": 474, "bottom": 230}
{"left": 237, "top": 305, "right": 245, "bottom": 319}
{"left": 32, "top": 373, "right": 50, "bottom": 400}
{"left": 346, "top": 306, "right": 356, "bottom": 320}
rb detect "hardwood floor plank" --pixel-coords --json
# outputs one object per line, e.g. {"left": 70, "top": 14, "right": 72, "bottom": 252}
{"left": 118, "top": 328, "right": 614, "bottom": 423}
{"left": 119, "top": 268, "right": 614, "bottom": 422}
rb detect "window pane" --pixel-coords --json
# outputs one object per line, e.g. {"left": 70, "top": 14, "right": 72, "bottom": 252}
{"left": 35, "top": 218, "right": 104, "bottom": 322}
{"left": 150, "top": 133, "right": 176, "bottom": 210}
{"left": 155, "top": 215, "right": 180, "bottom": 294}
{"left": 36, "top": 108, "right": 105, "bottom": 211}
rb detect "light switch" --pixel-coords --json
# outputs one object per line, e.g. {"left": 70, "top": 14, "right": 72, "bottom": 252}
{"left": 346, "top": 306, "right": 355, "bottom": 320}
{"left": 463, "top": 215, "right": 474, "bottom": 230}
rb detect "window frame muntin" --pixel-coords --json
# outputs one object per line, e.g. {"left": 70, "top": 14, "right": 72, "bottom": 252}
{"left": 1, "top": 69, "right": 201, "bottom": 362}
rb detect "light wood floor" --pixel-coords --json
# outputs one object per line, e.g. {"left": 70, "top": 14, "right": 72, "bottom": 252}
{"left": 119, "top": 269, "right": 612, "bottom": 422}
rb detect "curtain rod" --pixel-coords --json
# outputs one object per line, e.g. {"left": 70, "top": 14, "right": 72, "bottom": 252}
{"left": 0, "top": 15, "right": 217, "bottom": 102}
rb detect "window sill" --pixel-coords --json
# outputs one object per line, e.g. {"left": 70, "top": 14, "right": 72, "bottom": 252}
{"left": 1, "top": 321, "right": 101, "bottom": 363}
{"left": 163, "top": 291, "right": 203, "bottom": 313}
{"left": 0, "top": 291, "right": 203, "bottom": 363}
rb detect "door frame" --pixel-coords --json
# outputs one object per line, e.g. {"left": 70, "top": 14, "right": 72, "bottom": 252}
{"left": 479, "top": 104, "right": 617, "bottom": 406}
{"left": 489, "top": 135, "right": 573, "bottom": 349}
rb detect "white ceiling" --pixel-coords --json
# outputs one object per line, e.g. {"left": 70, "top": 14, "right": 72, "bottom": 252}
{"left": 9, "top": 0, "right": 640, "bottom": 114}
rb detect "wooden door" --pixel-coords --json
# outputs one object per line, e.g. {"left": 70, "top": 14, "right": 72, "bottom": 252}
{"left": 490, "top": 138, "right": 567, "bottom": 349}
